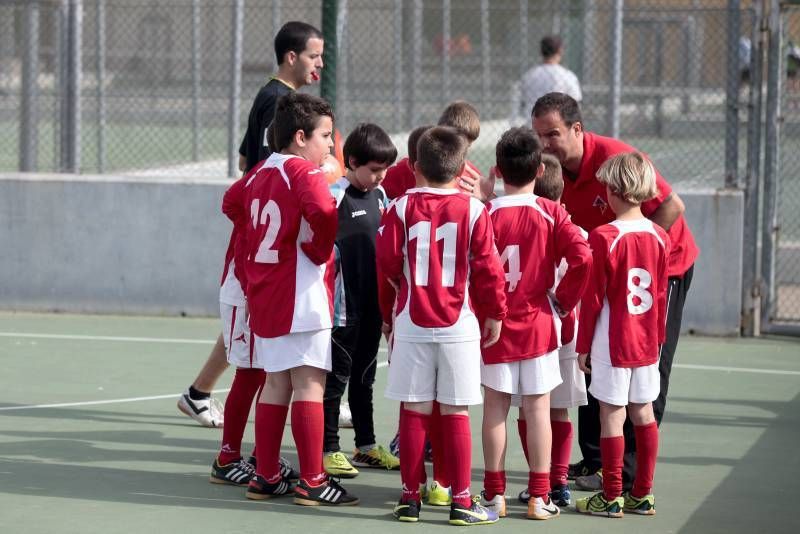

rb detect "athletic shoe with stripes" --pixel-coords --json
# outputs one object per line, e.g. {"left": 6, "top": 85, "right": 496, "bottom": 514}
{"left": 575, "top": 491, "right": 624, "bottom": 518}
{"left": 623, "top": 492, "right": 656, "bottom": 515}
{"left": 350, "top": 445, "right": 400, "bottom": 470}
{"left": 209, "top": 457, "right": 255, "bottom": 486}
{"left": 293, "top": 477, "right": 359, "bottom": 506}
{"left": 393, "top": 499, "right": 421, "bottom": 522}
{"left": 177, "top": 389, "right": 224, "bottom": 428}
{"left": 247, "top": 455, "right": 300, "bottom": 482}
{"left": 448, "top": 498, "right": 499, "bottom": 526}
{"left": 245, "top": 474, "right": 293, "bottom": 500}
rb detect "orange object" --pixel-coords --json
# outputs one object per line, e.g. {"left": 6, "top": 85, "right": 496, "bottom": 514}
{"left": 334, "top": 128, "right": 345, "bottom": 171}
{"left": 321, "top": 152, "right": 344, "bottom": 184}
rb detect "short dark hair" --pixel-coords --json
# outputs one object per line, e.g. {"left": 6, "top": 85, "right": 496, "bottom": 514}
{"left": 343, "top": 123, "right": 398, "bottom": 170}
{"left": 438, "top": 101, "right": 480, "bottom": 143}
{"left": 532, "top": 92, "right": 583, "bottom": 126}
{"left": 274, "top": 21, "right": 323, "bottom": 65}
{"left": 272, "top": 92, "right": 334, "bottom": 152}
{"left": 534, "top": 154, "right": 564, "bottom": 201}
{"left": 495, "top": 127, "right": 543, "bottom": 187}
{"left": 540, "top": 35, "right": 563, "bottom": 59}
{"left": 408, "top": 124, "right": 434, "bottom": 164}
{"left": 416, "top": 126, "right": 468, "bottom": 185}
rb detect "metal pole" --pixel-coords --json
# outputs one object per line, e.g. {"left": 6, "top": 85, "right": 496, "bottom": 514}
{"left": 272, "top": 0, "right": 282, "bottom": 37}
{"left": 761, "top": 0, "right": 783, "bottom": 327}
{"left": 581, "top": 0, "right": 596, "bottom": 87}
{"left": 55, "top": 1, "right": 65, "bottom": 170}
{"left": 227, "top": 0, "right": 244, "bottom": 178}
{"left": 20, "top": 1, "right": 40, "bottom": 172}
{"left": 62, "top": 0, "right": 82, "bottom": 173}
{"left": 608, "top": 0, "right": 623, "bottom": 138}
{"left": 742, "top": 3, "right": 764, "bottom": 336}
{"left": 410, "top": 0, "right": 422, "bottom": 128}
{"left": 519, "top": 0, "right": 528, "bottom": 121}
{"left": 481, "top": 0, "right": 490, "bottom": 114}
{"left": 320, "top": 0, "right": 338, "bottom": 109}
{"left": 725, "top": 0, "right": 742, "bottom": 188}
{"left": 394, "top": 0, "right": 404, "bottom": 132}
{"left": 336, "top": 0, "right": 349, "bottom": 131}
{"left": 96, "top": 0, "right": 106, "bottom": 172}
{"left": 442, "top": 0, "right": 450, "bottom": 103}
{"left": 191, "top": 0, "right": 201, "bottom": 162}
{"left": 654, "top": 22, "right": 665, "bottom": 137}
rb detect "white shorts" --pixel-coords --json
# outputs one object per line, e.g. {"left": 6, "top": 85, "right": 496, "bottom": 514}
{"left": 481, "top": 350, "right": 561, "bottom": 396}
{"left": 254, "top": 329, "right": 332, "bottom": 373}
{"left": 385, "top": 339, "right": 483, "bottom": 405}
{"left": 550, "top": 357, "right": 588, "bottom": 409}
{"left": 220, "top": 302, "right": 260, "bottom": 369}
{"left": 588, "top": 360, "right": 660, "bottom": 406}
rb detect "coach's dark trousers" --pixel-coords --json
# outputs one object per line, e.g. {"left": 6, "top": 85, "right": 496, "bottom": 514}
{"left": 578, "top": 265, "right": 694, "bottom": 488}
{"left": 323, "top": 317, "right": 382, "bottom": 453}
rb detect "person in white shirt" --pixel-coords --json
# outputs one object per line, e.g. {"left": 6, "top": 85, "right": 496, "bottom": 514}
{"left": 519, "top": 36, "right": 582, "bottom": 118}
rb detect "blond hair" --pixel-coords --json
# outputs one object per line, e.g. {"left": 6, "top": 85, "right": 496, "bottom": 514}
{"left": 438, "top": 101, "right": 480, "bottom": 143}
{"left": 596, "top": 152, "right": 657, "bottom": 204}
{"left": 534, "top": 154, "right": 564, "bottom": 201}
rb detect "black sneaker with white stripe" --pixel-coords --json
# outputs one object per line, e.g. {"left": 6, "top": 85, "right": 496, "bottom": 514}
{"left": 293, "top": 477, "right": 359, "bottom": 506}
{"left": 210, "top": 457, "right": 255, "bottom": 486}
{"left": 247, "top": 455, "right": 300, "bottom": 482}
{"left": 245, "top": 474, "right": 293, "bottom": 500}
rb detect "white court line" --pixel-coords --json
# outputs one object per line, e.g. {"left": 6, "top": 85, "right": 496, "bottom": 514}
{"left": 673, "top": 363, "right": 800, "bottom": 376}
{"left": 132, "top": 492, "right": 258, "bottom": 504}
{"left": 0, "top": 332, "right": 213, "bottom": 344}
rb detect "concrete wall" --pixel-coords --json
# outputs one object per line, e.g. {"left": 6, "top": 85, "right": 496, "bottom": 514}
{"left": 0, "top": 174, "right": 744, "bottom": 335}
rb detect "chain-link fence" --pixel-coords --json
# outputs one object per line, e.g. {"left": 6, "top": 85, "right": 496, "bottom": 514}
{"left": 2, "top": 0, "right": 754, "bottom": 188}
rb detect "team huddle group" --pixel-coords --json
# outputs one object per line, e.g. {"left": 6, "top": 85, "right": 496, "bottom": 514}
{"left": 199, "top": 21, "right": 699, "bottom": 527}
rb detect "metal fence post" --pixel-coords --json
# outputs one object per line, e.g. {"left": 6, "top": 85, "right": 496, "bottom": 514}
{"left": 61, "top": 0, "right": 82, "bottom": 173}
{"left": 410, "top": 0, "right": 422, "bottom": 129}
{"left": 608, "top": 0, "right": 624, "bottom": 138}
{"left": 725, "top": 0, "right": 741, "bottom": 188}
{"left": 761, "top": 0, "right": 783, "bottom": 327}
{"left": 191, "top": 0, "right": 201, "bottom": 162}
{"left": 518, "top": 0, "right": 528, "bottom": 122}
{"left": 227, "top": 0, "right": 243, "bottom": 178}
{"left": 442, "top": 0, "right": 451, "bottom": 103}
{"left": 394, "top": 0, "right": 404, "bottom": 132}
{"left": 20, "top": 1, "right": 40, "bottom": 172}
{"left": 742, "top": 2, "right": 764, "bottom": 336}
{"left": 481, "top": 0, "right": 491, "bottom": 114}
{"left": 96, "top": 0, "right": 106, "bottom": 172}
{"left": 581, "top": 0, "right": 596, "bottom": 87}
{"left": 320, "top": 0, "right": 338, "bottom": 109}
{"left": 336, "top": 0, "right": 349, "bottom": 131}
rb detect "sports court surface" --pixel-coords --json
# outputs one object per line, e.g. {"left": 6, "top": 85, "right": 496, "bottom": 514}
{"left": 1, "top": 311, "right": 798, "bottom": 534}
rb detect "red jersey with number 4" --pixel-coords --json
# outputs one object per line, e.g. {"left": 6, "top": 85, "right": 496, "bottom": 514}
{"left": 481, "top": 194, "right": 592, "bottom": 364}
{"left": 376, "top": 188, "right": 507, "bottom": 342}
{"left": 576, "top": 219, "right": 670, "bottom": 368}
{"left": 236, "top": 153, "right": 338, "bottom": 338}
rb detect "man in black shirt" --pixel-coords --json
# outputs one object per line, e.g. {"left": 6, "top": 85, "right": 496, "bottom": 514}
{"left": 239, "top": 21, "right": 324, "bottom": 173}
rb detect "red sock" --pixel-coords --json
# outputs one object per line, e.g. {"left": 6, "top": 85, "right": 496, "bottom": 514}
{"left": 441, "top": 414, "right": 472, "bottom": 508}
{"left": 527, "top": 471, "right": 550, "bottom": 500}
{"left": 632, "top": 422, "right": 659, "bottom": 498}
{"left": 218, "top": 368, "right": 266, "bottom": 465}
{"left": 254, "top": 402, "right": 288, "bottom": 480}
{"left": 430, "top": 402, "right": 450, "bottom": 487}
{"left": 483, "top": 470, "right": 506, "bottom": 501}
{"left": 517, "top": 419, "right": 530, "bottom": 466}
{"left": 600, "top": 436, "right": 625, "bottom": 500}
{"left": 291, "top": 401, "right": 325, "bottom": 485}
{"left": 400, "top": 409, "right": 430, "bottom": 503}
{"left": 550, "top": 420, "right": 573, "bottom": 487}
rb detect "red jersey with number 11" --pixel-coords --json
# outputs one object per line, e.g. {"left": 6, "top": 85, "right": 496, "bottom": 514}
{"left": 376, "top": 188, "right": 507, "bottom": 342}
{"left": 576, "top": 219, "right": 670, "bottom": 368}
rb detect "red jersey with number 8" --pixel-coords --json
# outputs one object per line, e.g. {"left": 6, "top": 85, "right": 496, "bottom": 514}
{"left": 576, "top": 219, "right": 670, "bottom": 368}
{"left": 376, "top": 188, "right": 507, "bottom": 342}
{"left": 236, "top": 153, "right": 338, "bottom": 339}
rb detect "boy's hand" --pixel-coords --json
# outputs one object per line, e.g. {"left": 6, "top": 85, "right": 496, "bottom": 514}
{"left": 458, "top": 164, "right": 480, "bottom": 194}
{"left": 578, "top": 353, "right": 591, "bottom": 374}
{"left": 381, "top": 321, "right": 392, "bottom": 339}
{"left": 479, "top": 166, "right": 499, "bottom": 202}
{"left": 481, "top": 318, "right": 502, "bottom": 348}
{"left": 548, "top": 290, "right": 569, "bottom": 318}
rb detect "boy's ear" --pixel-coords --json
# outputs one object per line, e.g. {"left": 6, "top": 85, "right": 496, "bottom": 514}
{"left": 535, "top": 162, "right": 545, "bottom": 178}
{"left": 491, "top": 165, "right": 503, "bottom": 179}
{"left": 294, "top": 129, "right": 306, "bottom": 148}
{"left": 348, "top": 155, "right": 358, "bottom": 170}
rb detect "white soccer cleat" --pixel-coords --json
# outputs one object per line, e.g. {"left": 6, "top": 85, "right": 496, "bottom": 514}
{"left": 177, "top": 389, "right": 224, "bottom": 428}
{"left": 480, "top": 490, "right": 507, "bottom": 517}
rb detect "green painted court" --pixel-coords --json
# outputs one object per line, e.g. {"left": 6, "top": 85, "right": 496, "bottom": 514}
{"left": 1, "top": 311, "right": 798, "bottom": 533}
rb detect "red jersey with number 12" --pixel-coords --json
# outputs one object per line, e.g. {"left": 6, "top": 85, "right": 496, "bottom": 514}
{"left": 577, "top": 219, "right": 670, "bottom": 368}
{"left": 376, "top": 188, "right": 507, "bottom": 342}
{"left": 237, "top": 153, "right": 338, "bottom": 339}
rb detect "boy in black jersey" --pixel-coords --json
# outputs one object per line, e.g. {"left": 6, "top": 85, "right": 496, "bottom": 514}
{"left": 322, "top": 123, "right": 401, "bottom": 477}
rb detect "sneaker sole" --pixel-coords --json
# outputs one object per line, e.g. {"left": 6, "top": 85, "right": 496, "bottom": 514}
{"left": 294, "top": 497, "right": 360, "bottom": 506}
{"left": 426, "top": 499, "right": 451, "bottom": 507}
{"left": 624, "top": 507, "right": 656, "bottom": 516}
{"left": 350, "top": 461, "right": 399, "bottom": 469}
{"left": 323, "top": 469, "right": 359, "bottom": 479}
{"left": 448, "top": 519, "right": 498, "bottom": 526}
{"left": 209, "top": 475, "right": 249, "bottom": 487}
{"left": 246, "top": 491, "right": 288, "bottom": 500}
{"left": 177, "top": 400, "right": 222, "bottom": 428}
{"left": 577, "top": 509, "right": 624, "bottom": 518}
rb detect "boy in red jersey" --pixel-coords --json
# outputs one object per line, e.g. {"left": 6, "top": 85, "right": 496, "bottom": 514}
{"left": 516, "top": 154, "right": 588, "bottom": 508}
{"left": 228, "top": 92, "right": 357, "bottom": 505}
{"left": 478, "top": 129, "right": 591, "bottom": 520}
{"left": 377, "top": 127, "right": 507, "bottom": 525}
{"left": 575, "top": 152, "right": 669, "bottom": 518}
